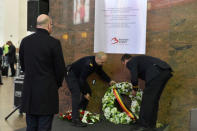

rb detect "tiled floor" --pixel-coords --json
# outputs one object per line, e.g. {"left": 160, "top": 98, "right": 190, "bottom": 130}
{"left": 0, "top": 77, "right": 26, "bottom": 131}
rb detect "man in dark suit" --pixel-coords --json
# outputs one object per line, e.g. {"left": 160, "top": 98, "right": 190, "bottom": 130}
{"left": 66, "top": 52, "right": 116, "bottom": 127}
{"left": 19, "top": 14, "right": 65, "bottom": 131}
{"left": 121, "top": 54, "right": 173, "bottom": 131}
{"left": 6, "top": 41, "right": 16, "bottom": 77}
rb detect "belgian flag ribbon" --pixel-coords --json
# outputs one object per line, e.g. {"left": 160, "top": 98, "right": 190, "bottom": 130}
{"left": 113, "top": 88, "right": 136, "bottom": 120}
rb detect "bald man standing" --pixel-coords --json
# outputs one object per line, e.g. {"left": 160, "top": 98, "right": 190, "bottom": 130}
{"left": 19, "top": 14, "right": 65, "bottom": 131}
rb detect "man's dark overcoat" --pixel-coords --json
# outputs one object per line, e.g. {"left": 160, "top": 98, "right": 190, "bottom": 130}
{"left": 19, "top": 28, "right": 65, "bottom": 115}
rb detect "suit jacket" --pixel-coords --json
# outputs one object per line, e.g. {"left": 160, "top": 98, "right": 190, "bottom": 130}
{"left": 70, "top": 56, "right": 111, "bottom": 95}
{"left": 126, "top": 55, "right": 172, "bottom": 86}
{"left": 19, "top": 28, "right": 65, "bottom": 115}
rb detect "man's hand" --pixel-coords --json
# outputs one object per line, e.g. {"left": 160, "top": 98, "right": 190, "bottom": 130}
{"left": 132, "top": 90, "right": 137, "bottom": 97}
{"left": 84, "top": 93, "right": 90, "bottom": 101}
{"left": 109, "top": 80, "right": 116, "bottom": 86}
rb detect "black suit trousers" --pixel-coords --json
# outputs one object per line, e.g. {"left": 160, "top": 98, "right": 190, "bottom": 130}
{"left": 9, "top": 63, "right": 15, "bottom": 76}
{"left": 139, "top": 69, "right": 172, "bottom": 128}
{"left": 66, "top": 70, "right": 89, "bottom": 121}
{"left": 26, "top": 114, "right": 54, "bottom": 131}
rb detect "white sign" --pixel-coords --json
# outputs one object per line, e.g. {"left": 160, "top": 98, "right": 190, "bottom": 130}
{"left": 94, "top": 0, "right": 147, "bottom": 54}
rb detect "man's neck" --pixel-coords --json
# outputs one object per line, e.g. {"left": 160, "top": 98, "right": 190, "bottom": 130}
{"left": 36, "top": 26, "right": 49, "bottom": 33}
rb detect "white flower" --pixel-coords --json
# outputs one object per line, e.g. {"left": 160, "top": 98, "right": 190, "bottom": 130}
{"left": 111, "top": 108, "right": 117, "bottom": 114}
{"left": 105, "top": 107, "right": 111, "bottom": 113}
{"left": 132, "top": 101, "right": 138, "bottom": 107}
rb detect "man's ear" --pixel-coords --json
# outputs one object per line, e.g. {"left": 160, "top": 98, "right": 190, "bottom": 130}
{"left": 48, "top": 23, "right": 50, "bottom": 30}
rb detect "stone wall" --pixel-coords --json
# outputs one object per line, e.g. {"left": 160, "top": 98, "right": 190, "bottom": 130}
{"left": 50, "top": 0, "right": 197, "bottom": 130}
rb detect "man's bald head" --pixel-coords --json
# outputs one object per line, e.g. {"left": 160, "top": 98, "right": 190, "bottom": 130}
{"left": 95, "top": 51, "right": 107, "bottom": 66}
{"left": 36, "top": 14, "right": 52, "bottom": 33}
{"left": 95, "top": 52, "right": 107, "bottom": 59}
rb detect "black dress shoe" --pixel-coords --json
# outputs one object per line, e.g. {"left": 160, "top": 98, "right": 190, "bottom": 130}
{"left": 9, "top": 75, "right": 15, "bottom": 77}
{"left": 72, "top": 120, "right": 87, "bottom": 127}
{"left": 0, "top": 83, "right": 3, "bottom": 85}
{"left": 132, "top": 124, "right": 156, "bottom": 131}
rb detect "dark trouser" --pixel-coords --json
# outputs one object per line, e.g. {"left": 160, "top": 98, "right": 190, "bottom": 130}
{"left": 26, "top": 114, "right": 54, "bottom": 131}
{"left": 9, "top": 63, "right": 15, "bottom": 76}
{"left": 66, "top": 71, "right": 89, "bottom": 121}
{"left": 139, "top": 69, "right": 172, "bottom": 128}
{"left": 79, "top": 95, "right": 89, "bottom": 110}
{"left": 0, "top": 69, "right": 2, "bottom": 83}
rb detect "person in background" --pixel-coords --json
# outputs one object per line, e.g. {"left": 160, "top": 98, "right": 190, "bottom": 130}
{"left": 121, "top": 54, "right": 173, "bottom": 131}
{"left": 6, "top": 41, "right": 16, "bottom": 77}
{"left": 0, "top": 46, "right": 3, "bottom": 85}
{"left": 65, "top": 52, "right": 116, "bottom": 127}
{"left": 19, "top": 14, "right": 65, "bottom": 131}
{"left": 3, "top": 43, "right": 9, "bottom": 55}
{"left": 2, "top": 43, "right": 9, "bottom": 76}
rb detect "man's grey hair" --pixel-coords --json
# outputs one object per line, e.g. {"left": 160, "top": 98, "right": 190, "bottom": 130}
{"left": 37, "top": 18, "right": 50, "bottom": 26}
{"left": 95, "top": 51, "right": 107, "bottom": 59}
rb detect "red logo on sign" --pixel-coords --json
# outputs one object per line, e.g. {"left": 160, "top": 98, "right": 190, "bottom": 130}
{"left": 111, "top": 37, "right": 119, "bottom": 44}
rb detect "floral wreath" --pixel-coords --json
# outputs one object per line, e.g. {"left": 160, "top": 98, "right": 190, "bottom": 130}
{"left": 59, "top": 110, "right": 100, "bottom": 124}
{"left": 59, "top": 82, "right": 142, "bottom": 125}
{"left": 102, "top": 82, "right": 142, "bottom": 124}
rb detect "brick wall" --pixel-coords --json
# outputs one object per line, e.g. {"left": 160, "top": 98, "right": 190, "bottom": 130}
{"left": 50, "top": 0, "right": 197, "bottom": 130}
